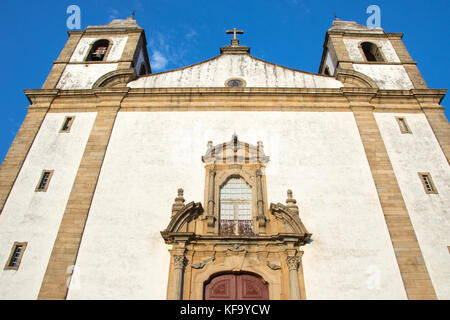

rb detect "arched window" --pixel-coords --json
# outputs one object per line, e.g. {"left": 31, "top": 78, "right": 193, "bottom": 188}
{"left": 219, "top": 177, "right": 253, "bottom": 236}
{"left": 324, "top": 66, "right": 331, "bottom": 76}
{"left": 361, "top": 42, "right": 384, "bottom": 62}
{"left": 86, "top": 39, "right": 110, "bottom": 61}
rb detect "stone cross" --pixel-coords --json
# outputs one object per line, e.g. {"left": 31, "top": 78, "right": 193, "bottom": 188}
{"left": 226, "top": 28, "right": 244, "bottom": 40}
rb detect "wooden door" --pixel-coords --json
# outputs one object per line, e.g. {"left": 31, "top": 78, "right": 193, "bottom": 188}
{"left": 204, "top": 273, "right": 269, "bottom": 300}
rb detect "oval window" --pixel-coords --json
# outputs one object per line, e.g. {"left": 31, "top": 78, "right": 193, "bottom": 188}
{"left": 227, "top": 79, "right": 244, "bottom": 87}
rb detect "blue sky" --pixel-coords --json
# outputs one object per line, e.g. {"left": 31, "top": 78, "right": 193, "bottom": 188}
{"left": 0, "top": 0, "right": 449, "bottom": 163}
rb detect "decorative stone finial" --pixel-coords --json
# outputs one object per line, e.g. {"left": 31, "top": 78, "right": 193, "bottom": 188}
{"left": 286, "top": 189, "right": 299, "bottom": 215}
{"left": 226, "top": 28, "right": 244, "bottom": 47}
{"left": 207, "top": 141, "right": 213, "bottom": 149}
{"left": 172, "top": 188, "right": 185, "bottom": 216}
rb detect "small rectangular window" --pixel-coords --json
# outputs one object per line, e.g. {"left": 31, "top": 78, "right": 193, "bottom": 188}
{"left": 35, "top": 170, "right": 54, "bottom": 192}
{"left": 396, "top": 117, "right": 412, "bottom": 134}
{"left": 60, "top": 116, "right": 75, "bottom": 133}
{"left": 4, "top": 242, "right": 27, "bottom": 270}
{"left": 418, "top": 172, "right": 438, "bottom": 194}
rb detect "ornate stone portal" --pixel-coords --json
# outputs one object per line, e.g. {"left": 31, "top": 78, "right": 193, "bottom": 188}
{"left": 161, "top": 135, "right": 312, "bottom": 300}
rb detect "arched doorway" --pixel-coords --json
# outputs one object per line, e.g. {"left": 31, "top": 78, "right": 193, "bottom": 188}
{"left": 204, "top": 272, "right": 269, "bottom": 300}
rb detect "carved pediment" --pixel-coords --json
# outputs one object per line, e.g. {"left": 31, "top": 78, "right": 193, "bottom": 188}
{"left": 161, "top": 201, "right": 203, "bottom": 243}
{"left": 202, "top": 134, "right": 269, "bottom": 165}
{"left": 270, "top": 202, "right": 312, "bottom": 245}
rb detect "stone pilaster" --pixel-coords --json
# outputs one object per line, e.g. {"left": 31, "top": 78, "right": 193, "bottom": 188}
{"left": 256, "top": 169, "right": 266, "bottom": 233}
{"left": 206, "top": 168, "right": 216, "bottom": 233}
{"left": 172, "top": 255, "right": 186, "bottom": 300}
{"left": 42, "top": 31, "right": 83, "bottom": 89}
{"left": 0, "top": 108, "right": 48, "bottom": 214}
{"left": 0, "top": 90, "right": 57, "bottom": 214}
{"left": 38, "top": 104, "right": 120, "bottom": 299}
{"left": 350, "top": 102, "right": 437, "bottom": 300}
{"left": 414, "top": 90, "right": 450, "bottom": 164}
{"left": 388, "top": 35, "right": 428, "bottom": 89}
{"left": 422, "top": 108, "right": 450, "bottom": 164}
{"left": 286, "top": 255, "right": 301, "bottom": 300}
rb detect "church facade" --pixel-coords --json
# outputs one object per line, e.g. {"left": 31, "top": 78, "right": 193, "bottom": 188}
{"left": 0, "top": 17, "right": 448, "bottom": 300}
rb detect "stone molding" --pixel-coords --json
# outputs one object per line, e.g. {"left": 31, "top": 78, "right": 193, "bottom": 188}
{"left": 23, "top": 87, "right": 447, "bottom": 113}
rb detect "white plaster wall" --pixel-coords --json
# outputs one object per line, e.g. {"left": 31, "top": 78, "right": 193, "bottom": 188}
{"left": 69, "top": 111, "right": 406, "bottom": 299}
{"left": 324, "top": 50, "right": 336, "bottom": 75}
{"left": 128, "top": 54, "right": 343, "bottom": 88}
{"left": 70, "top": 36, "right": 128, "bottom": 62}
{"left": 0, "top": 112, "right": 96, "bottom": 299}
{"left": 56, "top": 63, "right": 118, "bottom": 90}
{"left": 353, "top": 64, "right": 414, "bottom": 90}
{"left": 343, "top": 38, "right": 400, "bottom": 63}
{"left": 375, "top": 113, "right": 450, "bottom": 299}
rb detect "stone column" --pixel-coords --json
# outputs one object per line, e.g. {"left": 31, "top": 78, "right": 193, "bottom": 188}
{"left": 207, "top": 169, "right": 216, "bottom": 233}
{"left": 287, "top": 256, "right": 301, "bottom": 300}
{"left": 172, "top": 255, "right": 186, "bottom": 300}
{"left": 256, "top": 168, "right": 266, "bottom": 233}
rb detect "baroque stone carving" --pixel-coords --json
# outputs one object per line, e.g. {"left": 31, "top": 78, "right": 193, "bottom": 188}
{"left": 173, "top": 255, "right": 186, "bottom": 270}
{"left": 191, "top": 256, "right": 215, "bottom": 269}
{"left": 161, "top": 138, "right": 312, "bottom": 299}
{"left": 286, "top": 256, "right": 301, "bottom": 271}
{"left": 226, "top": 244, "right": 247, "bottom": 256}
{"left": 266, "top": 261, "right": 282, "bottom": 270}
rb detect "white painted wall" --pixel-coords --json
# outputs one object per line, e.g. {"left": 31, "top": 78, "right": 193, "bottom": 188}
{"left": 375, "top": 113, "right": 450, "bottom": 299}
{"left": 324, "top": 50, "right": 336, "bottom": 75}
{"left": 56, "top": 63, "right": 118, "bottom": 90}
{"left": 68, "top": 111, "right": 406, "bottom": 299}
{"left": 0, "top": 112, "right": 96, "bottom": 299}
{"left": 128, "top": 54, "right": 343, "bottom": 88}
{"left": 353, "top": 64, "right": 414, "bottom": 90}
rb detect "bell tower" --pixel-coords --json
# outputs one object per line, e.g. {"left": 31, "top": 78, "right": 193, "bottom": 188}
{"left": 42, "top": 16, "right": 151, "bottom": 90}
{"left": 318, "top": 18, "right": 428, "bottom": 90}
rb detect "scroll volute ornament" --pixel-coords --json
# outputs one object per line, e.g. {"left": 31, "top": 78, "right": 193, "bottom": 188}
{"left": 269, "top": 190, "right": 312, "bottom": 245}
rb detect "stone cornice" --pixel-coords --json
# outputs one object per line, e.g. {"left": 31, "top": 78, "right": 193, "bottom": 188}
{"left": 68, "top": 29, "right": 143, "bottom": 37}
{"left": 24, "top": 89, "right": 59, "bottom": 110}
{"left": 339, "top": 61, "right": 418, "bottom": 66}
{"left": 327, "top": 31, "right": 404, "bottom": 39}
{"left": 23, "top": 87, "right": 447, "bottom": 112}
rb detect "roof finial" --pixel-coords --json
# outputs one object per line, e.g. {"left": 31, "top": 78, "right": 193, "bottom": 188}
{"left": 226, "top": 27, "right": 244, "bottom": 46}
{"left": 286, "top": 189, "right": 299, "bottom": 215}
{"left": 171, "top": 188, "right": 185, "bottom": 216}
